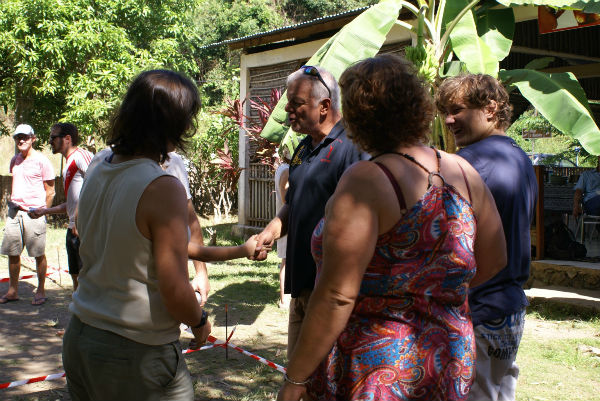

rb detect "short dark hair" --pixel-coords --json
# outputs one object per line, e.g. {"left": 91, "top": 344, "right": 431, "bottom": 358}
{"left": 339, "top": 54, "right": 434, "bottom": 154}
{"left": 435, "top": 74, "right": 512, "bottom": 130}
{"left": 108, "top": 69, "right": 201, "bottom": 163}
{"left": 52, "top": 123, "right": 79, "bottom": 145}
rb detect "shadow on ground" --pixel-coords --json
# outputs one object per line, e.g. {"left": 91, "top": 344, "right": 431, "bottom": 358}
{"left": 527, "top": 299, "right": 599, "bottom": 321}
{"left": 0, "top": 274, "right": 288, "bottom": 400}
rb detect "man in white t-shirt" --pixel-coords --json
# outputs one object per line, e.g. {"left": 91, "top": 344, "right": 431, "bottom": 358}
{"left": 162, "top": 152, "right": 210, "bottom": 305}
{"left": 31, "top": 123, "right": 93, "bottom": 291}
{"left": 1, "top": 124, "right": 55, "bottom": 305}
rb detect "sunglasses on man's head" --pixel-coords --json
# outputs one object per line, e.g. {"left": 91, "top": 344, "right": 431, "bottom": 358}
{"left": 301, "top": 65, "right": 332, "bottom": 98}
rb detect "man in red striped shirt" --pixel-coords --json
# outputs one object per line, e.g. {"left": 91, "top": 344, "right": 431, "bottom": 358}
{"left": 31, "top": 123, "right": 93, "bottom": 291}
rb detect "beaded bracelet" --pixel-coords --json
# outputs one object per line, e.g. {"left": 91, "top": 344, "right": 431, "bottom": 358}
{"left": 283, "top": 373, "right": 309, "bottom": 386}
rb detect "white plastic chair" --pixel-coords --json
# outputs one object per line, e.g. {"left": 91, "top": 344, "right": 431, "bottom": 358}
{"left": 578, "top": 214, "right": 600, "bottom": 243}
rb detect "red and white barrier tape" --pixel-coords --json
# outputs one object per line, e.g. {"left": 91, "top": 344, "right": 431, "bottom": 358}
{"left": 21, "top": 256, "right": 69, "bottom": 274}
{"left": 209, "top": 335, "right": 286, "bottom": 374}
{"left": 0, "top": 257, "right": 70, "bottom": 282}
{"left": 0, "top": 334, "right": 285, "bottom": 389}
{"left": 0, "top": 341, "right": 218, "bottom": 389}
{"left": 1, "top": 273, "right": 47, "bottom": 283}
{"left": 0, "top": 372, "right": 66, "bottom": 389}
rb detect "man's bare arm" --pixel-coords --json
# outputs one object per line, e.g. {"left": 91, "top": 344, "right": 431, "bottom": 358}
{"left": 187, "top": 199, "right": 210, "bottom": 306}
{"left": 43, "top": 180, "right": 56, "bottom": 208}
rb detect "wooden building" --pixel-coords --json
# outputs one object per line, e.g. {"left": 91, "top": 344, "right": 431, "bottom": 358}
{"left": 207, "top": 5, "right": 600, "bottom": 238}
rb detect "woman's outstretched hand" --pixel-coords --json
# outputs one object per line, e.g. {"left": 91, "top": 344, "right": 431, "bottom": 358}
{"left": 277, "top": 382, "right": 308, "bottom": 401}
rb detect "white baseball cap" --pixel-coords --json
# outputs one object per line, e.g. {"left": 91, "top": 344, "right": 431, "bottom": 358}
{"left": 13, "top": 124, "right": 35, "bottom": 137}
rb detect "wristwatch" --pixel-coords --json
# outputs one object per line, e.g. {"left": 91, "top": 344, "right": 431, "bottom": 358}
{"left": 192, "top": 310, "right": 208, "bottom": 329}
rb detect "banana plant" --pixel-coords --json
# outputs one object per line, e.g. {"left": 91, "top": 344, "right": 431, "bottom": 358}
{"left": 261, "top": 0, "right": 600, "bottom": 155}
{"left": 260, "top": 0, "right": 407, "bottom": 154}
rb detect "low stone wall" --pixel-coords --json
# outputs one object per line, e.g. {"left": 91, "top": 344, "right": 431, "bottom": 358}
{"left": 527, "top": 260, "right": 600, "bottom": 290}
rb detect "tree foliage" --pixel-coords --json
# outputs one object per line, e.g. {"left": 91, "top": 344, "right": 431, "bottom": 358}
{"left": 0, "top": 0, "right": 203, "bottom": 141}
{"left": 194, "top": 0, "right": 286, "bottom": 107}
{"left": 281, "top": 0, "right": 379, "bottom": 22}
{"left": 507, "top": 109, "right": 596, "bottom": 166}
{"left": 0, "top": 0, "right": 290, "bottom": 142}
{"left": 187, "top": 110, "right": 241, "bottom": 218}
{"left": 262, "top": 0, "right": 600, "bottom": 156}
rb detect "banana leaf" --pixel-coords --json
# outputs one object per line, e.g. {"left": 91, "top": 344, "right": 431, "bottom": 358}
{"left": 499, "top": 69, "right": 600, "bottom": 155}
{"left": 441, "top": 0, "right": 471, "bottom": 37}
{"left": 260, "top": 0, "right": 406, "bottom": 152}
{"left": 439, "top": 60, "right": 468, "bottom": 77}
{"left": 495, "top": 1, "right": 600, "bottom": 14}
{"left": 524, "top": 56, "right": 555, "bottom": 70}
{"left": 449, "top": 8, "right": 499, "bottom": 76}
{"left": 476, "top": 8, "right": 515, "bottom": 62}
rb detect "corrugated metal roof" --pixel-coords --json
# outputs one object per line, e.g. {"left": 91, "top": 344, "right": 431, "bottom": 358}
{"left": 200, "top": 6, "right": 371, "bottom": 50}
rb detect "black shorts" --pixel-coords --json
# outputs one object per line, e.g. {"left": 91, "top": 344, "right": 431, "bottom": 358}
{"left": 66, "top": 228, "right": 83, "bottom": 275}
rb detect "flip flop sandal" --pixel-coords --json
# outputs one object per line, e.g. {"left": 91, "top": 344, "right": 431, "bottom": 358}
{"left": 0, "top": 296, "right": 19, "bottom": 304}
{"left": 31, "top": 296, "right": 48, "bottom": 306}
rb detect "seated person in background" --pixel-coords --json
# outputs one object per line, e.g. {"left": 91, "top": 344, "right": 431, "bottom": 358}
{"left": 573, "top": 155, "right": 600, "bottom": 217}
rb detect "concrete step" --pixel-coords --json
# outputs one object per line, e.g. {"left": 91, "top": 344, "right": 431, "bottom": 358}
{"left": 525, "top": 285, "right": 600, "bottom": 313}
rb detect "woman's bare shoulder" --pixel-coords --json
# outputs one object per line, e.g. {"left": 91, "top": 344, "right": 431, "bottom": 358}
{"left": 439, "top": 151, "right": 482, "bottom": 181}
{"left": 338, "top": 160, "right": 385, "bottom": 189}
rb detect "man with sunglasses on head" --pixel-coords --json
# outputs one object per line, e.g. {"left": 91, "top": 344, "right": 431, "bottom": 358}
{"left": 251, "top": 65, "right": 367, "bottom": 356}
{"left": 1, "top": 124, "right": 55, "bottom": 305}
{"left": 30, "top": 123, "right": 93, "bottom": 292}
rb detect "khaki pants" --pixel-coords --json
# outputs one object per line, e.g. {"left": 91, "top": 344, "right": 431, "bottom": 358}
{"left": 1, "top": 208, "right": 47, "bottom": 257}
{"left": 63, "top": 315, "right": 193, "bottom": 401}
{"left": 287, "top": 289, "right": 312, "bottom": 357}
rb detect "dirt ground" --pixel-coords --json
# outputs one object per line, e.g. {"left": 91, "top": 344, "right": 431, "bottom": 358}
{"left": 1, "top": 256, "right": 598, "bottom": 401}
{"left": 0, "top": 258, "right": 289, "bottom": 401}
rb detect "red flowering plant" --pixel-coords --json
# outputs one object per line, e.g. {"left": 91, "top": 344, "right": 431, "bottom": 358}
{"left": 186, "top": 89, "right": 281, "bottom": 220}
{"left": 219, "top": 88, "right": 282, "bottom": 170}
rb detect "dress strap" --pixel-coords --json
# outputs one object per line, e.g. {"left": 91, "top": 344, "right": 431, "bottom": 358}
{"left": 372, "top": 147, "right": 446, "bottom": 188}
{"left": 374, "top": 162, "right": 407, "bottom": 214}
{"left": 432, "top": 146, "right": 442, "bottom": 173}
{"left": 457, "top": 163, "right": 473, "bottom": 203}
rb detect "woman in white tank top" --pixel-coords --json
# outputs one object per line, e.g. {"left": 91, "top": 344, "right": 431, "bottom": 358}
{"left": 63, "top": 70, "right": 210, "bottom": 400}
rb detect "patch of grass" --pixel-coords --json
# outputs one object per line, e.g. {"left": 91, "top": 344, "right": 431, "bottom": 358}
{"left": 43, "top": 319, "right": 59, "bottom": 328}
{"left": 517, "top": 312, "right": 600, "bottom": 401}
{"left": 517, "top": 339, "right": 600, "bottom": 400}
{"left": 527, "top": 300, "right": 600, "bottom": 323}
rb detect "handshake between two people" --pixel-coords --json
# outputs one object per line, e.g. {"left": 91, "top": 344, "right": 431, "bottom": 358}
{"left": 248, "top": 230, "right": 276, "bottom": 261}
{"left": 186, "top": 230, "right": 274, "bottom": 349}
{"left": 235, "top": 232, "right": 274, "bottom": 260}
{"left": 188, "top": 233, "right": 273, "bottom": 263}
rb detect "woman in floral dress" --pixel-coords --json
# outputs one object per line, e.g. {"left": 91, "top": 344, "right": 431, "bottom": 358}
{"left": 277, "top": 55, "right": 507, "bottom": 401}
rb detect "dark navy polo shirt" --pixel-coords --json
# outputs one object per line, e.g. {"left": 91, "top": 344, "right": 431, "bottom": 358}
{"left": 284, "top": 121, "right": 368, "bottom": 298}
{"left": 458, "top": 135, "right": 538, "bottom": 326}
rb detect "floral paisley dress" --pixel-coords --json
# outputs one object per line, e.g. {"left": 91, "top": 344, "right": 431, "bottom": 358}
{"left": 308, "top": 149, "right": 477, "bottom": 401}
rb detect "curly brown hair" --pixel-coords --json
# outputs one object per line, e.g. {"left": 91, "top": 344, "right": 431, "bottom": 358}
{"left": 339, "top": 54, "right": 434, "bottom": 154}
{"left": 435, "top": 74, "right": 512, "bottom": 130}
